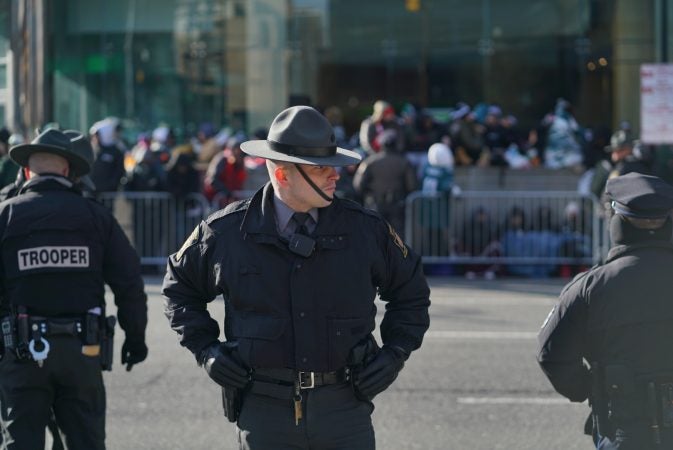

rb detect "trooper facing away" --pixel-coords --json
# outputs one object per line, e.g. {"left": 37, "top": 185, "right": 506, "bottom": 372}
{"left": 0, "top": 129, "right": 148, "bottom": 450}
{"left": 163, "top": 105, "right": 430, "bottom": 450}
{"left": 538, "top": 172, "right": 673, "bottom": 449}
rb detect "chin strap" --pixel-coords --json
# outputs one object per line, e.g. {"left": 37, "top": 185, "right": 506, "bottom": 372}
{"left": 294, "top": 164, "right": 333, "bottom": 203}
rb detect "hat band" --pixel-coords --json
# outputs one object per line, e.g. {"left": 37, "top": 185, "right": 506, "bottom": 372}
{"left": 612, "top": 201, "right": 669, "bottom": 219}
{"left": 268, "top": 140, "right": 336, "bottom": 158}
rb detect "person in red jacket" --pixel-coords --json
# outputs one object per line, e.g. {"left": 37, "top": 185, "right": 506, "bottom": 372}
{"left": 203, "top": 136, "right": 247, "bottom": 206}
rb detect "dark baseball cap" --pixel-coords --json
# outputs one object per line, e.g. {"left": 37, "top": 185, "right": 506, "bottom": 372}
{"left": 606, "top": 172, "right": 673, "bottom": 219}
{"left": 604, "top": 130, "right": 634, "bottom": 152}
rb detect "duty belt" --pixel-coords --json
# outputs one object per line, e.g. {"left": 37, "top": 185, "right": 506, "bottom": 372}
{"left": 250, "top": 367, "right": 350, "bottom": 399}
{"left": 29, "top": 316, "right": 84, "bottom": 337}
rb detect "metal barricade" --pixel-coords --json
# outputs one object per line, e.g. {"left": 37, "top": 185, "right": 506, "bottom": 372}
{"left": 405, "top": 190, "right": 605, "bottom": 272}
{"left": 98, "top": 192, "right": 211, "bottom": 266}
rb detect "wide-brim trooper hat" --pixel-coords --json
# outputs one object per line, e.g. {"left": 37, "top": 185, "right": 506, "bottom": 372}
{"left": 240, "top": 106, "right": 362, "bottom": 166}
{"left": 606, "top": 172, "right": 673, "bottom": 219}
{"left": 10, "top": 128, "right": 91, "bottom": 177}
{"left": 63, "top": 130, "right": 96, "bottom": 191}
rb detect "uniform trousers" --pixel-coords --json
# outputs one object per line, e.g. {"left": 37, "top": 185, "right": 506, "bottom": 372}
{"left": 0, "top": 335, "right": 105, "bottom": 450}
{"left": 237, "top": 382, "right": 375, "bottom": 450}
{"left": 596, "top": 422, "right": 673, "bottom": 449}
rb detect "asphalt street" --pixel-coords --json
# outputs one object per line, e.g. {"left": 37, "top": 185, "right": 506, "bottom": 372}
{"left": 99, "top": 275, "right": 591, "bottom": 450}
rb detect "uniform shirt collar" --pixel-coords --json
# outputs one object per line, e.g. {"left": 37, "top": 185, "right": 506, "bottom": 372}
{"left": 272, "top": 193, "right": 318, "bottom": 236}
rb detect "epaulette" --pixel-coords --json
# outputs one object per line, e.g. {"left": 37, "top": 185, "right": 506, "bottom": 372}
{"left": 340, "top": 197, "right": 381, "bottom": 219}
{"left": 206, "top": 198, "right": 251, "bottom": 225}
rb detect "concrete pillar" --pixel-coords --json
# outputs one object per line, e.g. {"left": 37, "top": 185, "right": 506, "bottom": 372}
{"left": 612, "top": 0, "right": 655, "bottom": 133}
{"left": 245, "top": 0, "right": 288, "bottom": 132}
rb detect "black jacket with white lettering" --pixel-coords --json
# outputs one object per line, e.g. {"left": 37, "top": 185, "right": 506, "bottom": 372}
{"left": 163, "top": 182, "right": 431, "bottom": 372}
{"left": 0, "top": 176, "right": 147, "bottom": 341}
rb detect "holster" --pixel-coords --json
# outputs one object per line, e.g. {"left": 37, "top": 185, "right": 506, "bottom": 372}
{"left": 220, "top": 341, "right": 244, "bottom": 423}
{"left": 222, "top": 385, "right": 242, "bottom": 423}
{"left": 590, "top": 362, "right": 615, "bottom": 441}
{"left": 346, "top": 334, "right": 380, "bottom": 401}
{"left": 100, "top": 316, "right": 116, "bottom": 371}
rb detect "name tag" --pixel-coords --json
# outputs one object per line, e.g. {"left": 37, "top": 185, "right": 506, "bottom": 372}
{"left": 18, "top": 246, "right": 90, "bottom": 271}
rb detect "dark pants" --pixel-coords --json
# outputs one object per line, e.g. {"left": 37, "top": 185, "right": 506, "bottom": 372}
{"left": 0, "top": 335, "right": 106, "bottom": 450}
{"left": 596, "top": 424, "right": 673, "bottom": 449}
{"left": 237, "top": 382, "right": 375, "bottom": 450}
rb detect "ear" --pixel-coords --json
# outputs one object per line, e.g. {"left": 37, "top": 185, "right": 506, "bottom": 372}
{"left": 23, "top": 167, "right": 31, "bottom": 180}
{"left": 274, "top": 166, "right": 288, "bottom": 185}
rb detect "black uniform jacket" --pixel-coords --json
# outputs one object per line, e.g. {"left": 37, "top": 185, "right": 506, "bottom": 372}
{"left": 537, "top": 240, "right": 673, "bottom": 404}
{"left": 0, "top": 176, "right": 147, "bottom": 340}
{"left": 163, "top": 182, "right": 431, "bottom": 372}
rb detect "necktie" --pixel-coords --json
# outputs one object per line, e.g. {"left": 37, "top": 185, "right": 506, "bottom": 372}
{"left": 293, "top": 212, "right": 311, "bottom": 236}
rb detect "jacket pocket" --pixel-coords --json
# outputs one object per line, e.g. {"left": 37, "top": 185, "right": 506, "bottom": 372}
{"left": 231, "top": 313, "right": 287, "bottom": 340}
{"left": 231, "top": 313, "right": 287, "bottom": 367}
{"left": 327, "top": 317, "right": 371, "bottom": 370}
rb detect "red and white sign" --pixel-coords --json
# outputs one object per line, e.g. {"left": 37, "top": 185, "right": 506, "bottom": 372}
{"left": 641, "top": 64, "right": 673, "bottom": 144}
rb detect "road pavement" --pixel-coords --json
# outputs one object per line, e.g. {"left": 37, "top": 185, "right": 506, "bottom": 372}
{"left": 99, "top": 275, "right": 591, "bottom": 450}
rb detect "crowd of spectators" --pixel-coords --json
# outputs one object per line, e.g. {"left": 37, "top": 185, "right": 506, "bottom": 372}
{"left": 0, "top": 97, "right": 647, "bottom": 278}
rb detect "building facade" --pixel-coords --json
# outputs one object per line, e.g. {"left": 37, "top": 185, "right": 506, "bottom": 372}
{"left": 0, "top": 0, "right": 671, "bottom": 139}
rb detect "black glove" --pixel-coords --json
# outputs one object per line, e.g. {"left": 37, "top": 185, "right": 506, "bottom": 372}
{"left": 355, "top": 345, "right": 407, "bottom": 399}
{"left": 201, "top": 342, "right": 249, "bottom": 389}
{"left": 121, "top": 339, "right": 148, "bottom": 372}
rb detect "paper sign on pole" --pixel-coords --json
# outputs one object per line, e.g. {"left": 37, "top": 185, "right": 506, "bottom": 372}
{"left": 641, "top": 64, "right": 673, "bottom": 144}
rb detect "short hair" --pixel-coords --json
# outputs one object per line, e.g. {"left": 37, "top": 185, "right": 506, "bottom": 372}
{"left": 265, "top": 159, "right": 293, "bottom": 188}
{"left": 27, "top": 152, "right": 69, "bottom": 175}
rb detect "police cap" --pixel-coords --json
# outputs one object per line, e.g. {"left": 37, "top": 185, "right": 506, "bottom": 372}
{"left": 605, "top": 172, "right": 673, "bottom": 219}
{"left": 604, "top": 130, "right": 633, "bottom": 152}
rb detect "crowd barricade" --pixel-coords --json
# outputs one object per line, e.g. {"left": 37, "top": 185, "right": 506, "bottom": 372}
{"left": 98, "top": 192, "right": 211, "bottom": 266}
{"left": 97, "top": 189, "right": 610, "bottom": 275}
{"left": 405, "top": 190, "right": 608, "bottom": 275}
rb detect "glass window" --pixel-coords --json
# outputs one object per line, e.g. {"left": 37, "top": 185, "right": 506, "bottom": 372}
{"left": 47, "top": 0, "right": 654, "bottom": 140}
{"left": 0, "top": 0, "right": 8, "bottom": 55}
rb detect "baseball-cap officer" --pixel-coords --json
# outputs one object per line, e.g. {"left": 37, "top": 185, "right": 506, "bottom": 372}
{"left": 605, "top": 172, "right": 673, "bottom": 219}
{"left": 604, "top": 130, "right": 633, "bottom": 153}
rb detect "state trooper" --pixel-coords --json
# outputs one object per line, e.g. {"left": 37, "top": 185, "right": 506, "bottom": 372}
{"left": 0, "top": 129, "right": 148, "bottom": 450}
{"left": 538, "top": 172, "right": 673, "bottom": 449}
{"left": 163, "top": 106, "right": 431, "bottom": 449}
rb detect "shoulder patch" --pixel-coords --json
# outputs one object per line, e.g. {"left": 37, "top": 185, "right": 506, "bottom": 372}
{"left": 387, "top": 222, "right": 408, "bottom": 258}
{"left": 176, "top": 226, "right": 200, "bottom": 261}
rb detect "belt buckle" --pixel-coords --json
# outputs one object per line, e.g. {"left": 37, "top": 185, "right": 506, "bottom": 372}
{"left": 298, "top": 371, "right": 315, "bottom": 389}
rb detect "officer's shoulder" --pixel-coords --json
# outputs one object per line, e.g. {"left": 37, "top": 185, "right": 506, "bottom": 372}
{"left": 340, "top": 197, "right": 376, "bottom": 217}
{"left": 205, "top": 198, "right": 251, "bottom": 227}
{"left": 340, "top": 198, "right": 385, "bottom": 222}
{"left": 559, "top": 267, "right": 596, "bottom": 298}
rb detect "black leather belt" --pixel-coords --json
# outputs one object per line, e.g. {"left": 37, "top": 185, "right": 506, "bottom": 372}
{"left": 253, "top": 367, "right": 349, "bottom": 389}
{"left": 29, "top": 316, "right": 83, "bottom": 337}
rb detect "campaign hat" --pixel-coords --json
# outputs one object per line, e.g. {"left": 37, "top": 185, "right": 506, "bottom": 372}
{"left": 63, "top": 130, "right": 96, "bottom": 191}
{"left": 606, "top": 172, "right": 673, "bottom": 219}
{"left": 9, "top": 128, "right": 91, "bottom": 176}
{"left": 240, "top": 106, "right": 361, "bottom": 166}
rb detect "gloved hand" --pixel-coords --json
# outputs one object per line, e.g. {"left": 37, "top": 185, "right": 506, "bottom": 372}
{"left": 201, "top": 342, "right": 249, "bottom": 389}
{"left": 121, "top": 339, "right": 148, "bottom": 372}
{"left": 355, "top": 345, "right": 407, "bottom": 399}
